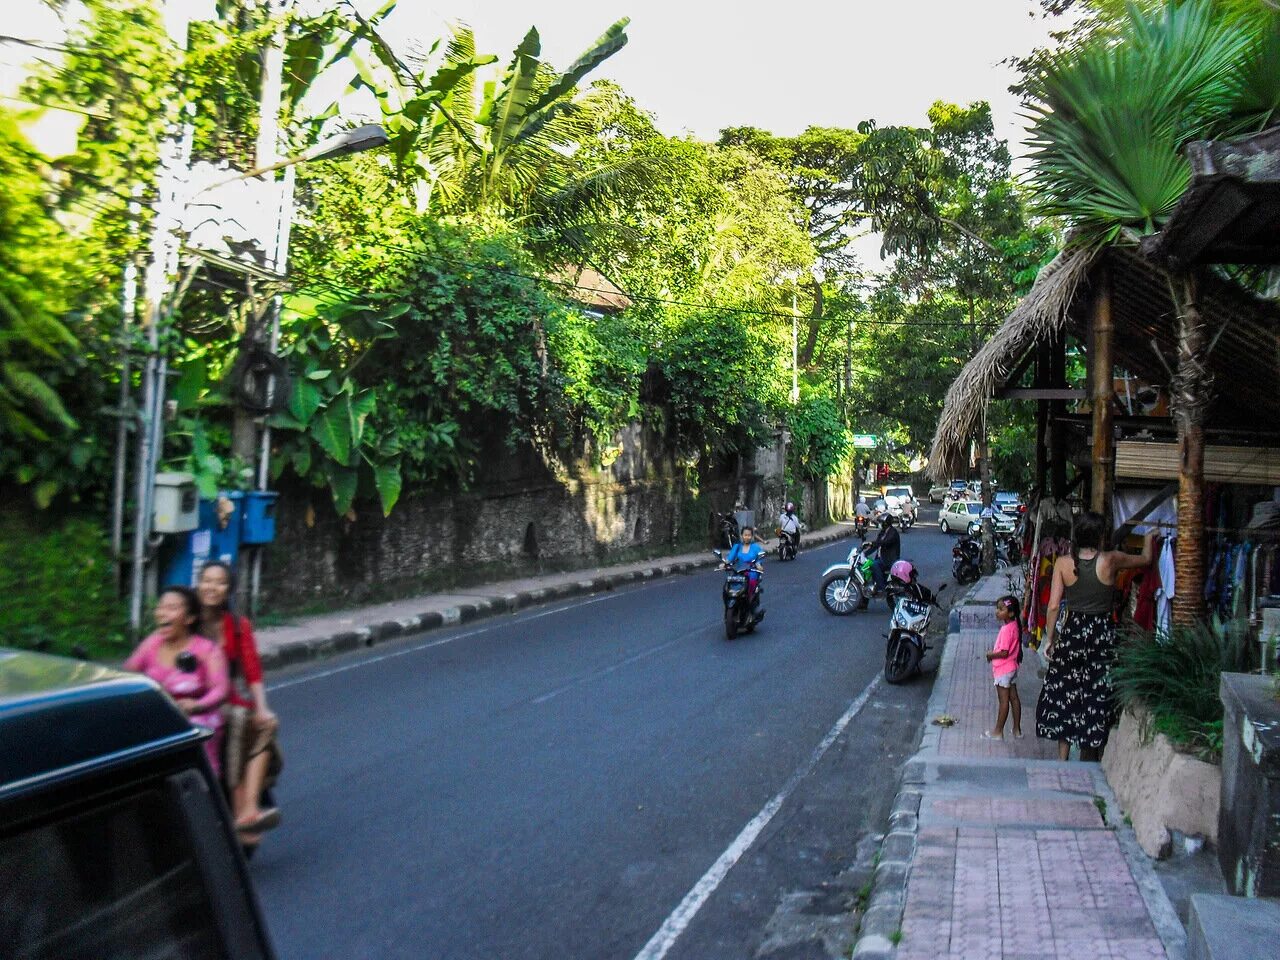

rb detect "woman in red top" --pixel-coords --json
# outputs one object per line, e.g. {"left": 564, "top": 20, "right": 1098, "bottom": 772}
{"left": 198, "top": 561, "right": 281, "bottom": 844}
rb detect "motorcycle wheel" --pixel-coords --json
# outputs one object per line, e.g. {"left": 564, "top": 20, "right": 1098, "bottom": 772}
{"left": 884, "top": 636, "right": 922, "bottom": 684}
{"left": 724, "top": 605, "right": 738, "bottom": 640}
{"left": 819, "top": 571, "right": 861, "bottom": 615}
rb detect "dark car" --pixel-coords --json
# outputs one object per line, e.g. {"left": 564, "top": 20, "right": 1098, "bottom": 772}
{"left": 0, "top": 649, "right": 276, "bottom": 960}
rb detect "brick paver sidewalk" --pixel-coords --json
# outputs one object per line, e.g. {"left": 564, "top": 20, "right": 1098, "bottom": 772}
{"left": 857, "top": 575, "right": 1185, "bottom": 960}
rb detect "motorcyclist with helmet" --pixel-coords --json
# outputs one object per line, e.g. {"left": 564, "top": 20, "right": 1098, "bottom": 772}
{"left": 868, "top": 514, "right": 902, "bottom": 596}
{"left": 778, "top": 501, "right": 804, "bottom": 550}
{"left": 854, "top": 496, "right": 871, "bottom": 537}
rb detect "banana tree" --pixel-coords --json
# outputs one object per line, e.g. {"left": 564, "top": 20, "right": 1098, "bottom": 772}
{"left": 1023, "top": 0, "right": 1280, "bottom": 625}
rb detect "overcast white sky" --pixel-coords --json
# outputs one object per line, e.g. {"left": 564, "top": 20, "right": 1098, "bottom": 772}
{"left": 6, "top": 1, "right": 1068, "bottom": 265}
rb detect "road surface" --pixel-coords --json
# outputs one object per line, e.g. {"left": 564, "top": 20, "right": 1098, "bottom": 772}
{"left": 252, "top": 517, "right": 955, "bottom": 960}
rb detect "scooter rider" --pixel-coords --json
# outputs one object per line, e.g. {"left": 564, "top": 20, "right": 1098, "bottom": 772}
{"left": 778, "top": 502, "right": 803, "bottom": 548}
{"left": 723, "top": 525, "right": 766, "bottom": 619}
{"left": 869, "top": 514, "right": 902, "bottom": 596}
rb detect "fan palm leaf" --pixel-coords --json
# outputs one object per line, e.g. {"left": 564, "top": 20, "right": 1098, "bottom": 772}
{"left": 1024, "top": 0, "right": 1251, "bottom": 243}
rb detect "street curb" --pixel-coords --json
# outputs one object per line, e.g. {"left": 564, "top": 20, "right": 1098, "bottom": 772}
{"left": 852, "top": 577, "right": 986, "bottom": 959}
{"left": 258, "top": 526, "right": 856, "bottom": 671}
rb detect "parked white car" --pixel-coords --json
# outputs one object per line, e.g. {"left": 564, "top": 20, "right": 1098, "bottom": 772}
{"left": 939, "top": 499, "right": 983, "bottom": 534}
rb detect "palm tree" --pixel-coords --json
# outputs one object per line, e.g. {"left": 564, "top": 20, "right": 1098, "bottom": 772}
{"left": 348, "top": 15, "right": 659, "bottom": 256}
{"left": 1022, "top": 0, "right": 1280, "bottom": 625}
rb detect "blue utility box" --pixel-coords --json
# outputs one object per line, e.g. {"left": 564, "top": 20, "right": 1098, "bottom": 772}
{"left": 241, "top": 491, "right": 279, "bottom": 545}
{"left": 159, "top": 492, "right": 244, "bottom": 588}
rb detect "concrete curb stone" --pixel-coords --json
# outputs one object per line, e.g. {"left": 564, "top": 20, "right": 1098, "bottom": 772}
{"left": 849, "top": 576, "right": 985, "bottom": 957}
{"left": 256, "top": 526, "right": 856, "bottom": 671}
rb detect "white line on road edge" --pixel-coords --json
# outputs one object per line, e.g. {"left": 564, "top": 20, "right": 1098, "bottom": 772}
{"left": 267, "top": 594, "right": 617, "bottom": 692}
{"left": 631, "top": 674, "right": 883, "bottom": 960}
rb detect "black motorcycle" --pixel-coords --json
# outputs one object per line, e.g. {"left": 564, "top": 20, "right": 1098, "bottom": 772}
{"left": 716, "top": 511, "right": 741, "bottom": 549}
{"left": 854, "top": 514, "right": 869, "bottom": 538}
{"left": 714, "top": 550, "right": 763, "bottom": 639}
{"left": 951, "top": 535, "right": 982, "bottom": 585}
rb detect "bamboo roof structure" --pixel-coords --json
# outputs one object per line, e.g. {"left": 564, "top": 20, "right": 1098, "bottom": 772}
{"left": 928, "top": 240, "right": 1280, "bottom": 481}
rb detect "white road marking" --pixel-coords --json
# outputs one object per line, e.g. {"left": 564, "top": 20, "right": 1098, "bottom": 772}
{"left": 267, "top": 594, "right": 617, "bottom": 691}
{"left": 529, "top": 634, "right": 691, "bottom": 705}
{"left": 631, "top": 674, "right": 883, "bottom": 960}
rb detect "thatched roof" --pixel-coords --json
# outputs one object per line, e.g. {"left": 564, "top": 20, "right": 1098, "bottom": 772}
{"left": 927, "top": 237, "right": 1280, "bottom": 482}
{"left": 927, "top": 245, "right": 1096, "bottom": 480}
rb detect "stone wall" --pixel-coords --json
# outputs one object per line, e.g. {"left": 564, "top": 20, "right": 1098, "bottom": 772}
{"left": 260, "top": 422, "right": 800, "bottom": 611}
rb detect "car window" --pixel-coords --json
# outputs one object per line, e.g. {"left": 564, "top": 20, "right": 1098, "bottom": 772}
{"left": 0, "top": 787, "right": 225, "bottom": 960}
{"left": 966, "top": 503, "right": 982, "bottom": 515}
{"left": 885, "top": 488, "right": 911, "bottom": 499}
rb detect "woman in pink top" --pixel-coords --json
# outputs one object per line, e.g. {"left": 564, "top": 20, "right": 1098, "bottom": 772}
{"left": 125, "top": 585, "right": 230, "bottom": 774}
{"left": 981, "top": 595, "right": 1023, "bottom": 741}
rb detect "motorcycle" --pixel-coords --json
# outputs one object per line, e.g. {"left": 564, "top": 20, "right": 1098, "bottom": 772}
{"left": 884, "top": 579, "right": 946, "bottom": 684}
{"left": 899, "top": 505, "right": 916, "bottom": 532}
{"left": 777, "top": 528, "right": 798, "bottom": 561}
{"left": 716, "top": 511, "right": 741, "bottom": 549}
{"left": 714, "top": 550, "right": 764, "bottom": 639}
{"left": 819, "top": 541, "right": 876, "bottom": 615}
{"left": 951, "top": 535, "right": 982, "bottom": 585}
{"left": 853, "top": 514, "right": 869, "bottom": 538}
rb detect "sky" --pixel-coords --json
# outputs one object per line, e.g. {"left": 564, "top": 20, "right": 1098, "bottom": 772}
{"left": 5, "top": 0, "right": 1070, "bottom": 266}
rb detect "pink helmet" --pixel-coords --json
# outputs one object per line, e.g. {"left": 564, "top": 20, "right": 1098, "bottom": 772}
{"left": 889, "top": 560, "right": 915, "bottom": 584}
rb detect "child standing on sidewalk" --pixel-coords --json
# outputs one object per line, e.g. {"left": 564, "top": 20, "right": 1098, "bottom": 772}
{"left": 981, "top": 595, "right": 1023, "bottom": 740}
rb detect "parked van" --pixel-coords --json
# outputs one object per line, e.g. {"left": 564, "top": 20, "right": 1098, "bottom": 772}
{"left": 0, "top": 649, "right": 276, "bottom": 960}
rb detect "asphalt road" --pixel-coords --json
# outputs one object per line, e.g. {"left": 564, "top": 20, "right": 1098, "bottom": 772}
{"left": 252, "top": 517, "right": 955, "bottom": 960}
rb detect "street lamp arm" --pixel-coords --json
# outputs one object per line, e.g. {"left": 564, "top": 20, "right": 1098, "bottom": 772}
{"left": 192, "top": 124, "right": 388, "bottom": 196}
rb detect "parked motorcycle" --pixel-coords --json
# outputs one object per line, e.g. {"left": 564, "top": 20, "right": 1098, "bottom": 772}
{"left": 819, "top": 541, "right": 876, "bottom": 615}
{"left": 716, "top": 511, "right": 741, "bottom": 549}
{"left": 714, "top": 550, "right": 764, "bottom": 639}
{"left": 951, "top": 535, "right": 982, "bottom": 585}
{"left": 883, "top": 569, "right": 946, "bottom": 685}
{"left": 777, "top": 528, "right": 798, "bottom": 561}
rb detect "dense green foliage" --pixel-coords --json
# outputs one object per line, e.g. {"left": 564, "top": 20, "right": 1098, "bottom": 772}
{"left": 0, "top": 512, "right": 129, "bottom": 659}
{"left": 1112, "top": 622, "right": 1254, "bottom": 760}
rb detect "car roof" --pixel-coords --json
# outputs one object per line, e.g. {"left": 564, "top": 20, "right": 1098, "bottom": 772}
{"left": 0, "top": 649, "right": 202, "bottom": 801}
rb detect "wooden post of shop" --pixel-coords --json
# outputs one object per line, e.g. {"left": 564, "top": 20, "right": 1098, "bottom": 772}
{"left": 1049, "top": 335, "right": 1068, "bottom": 500}
{"left": 1034, "top": 342, "right": 1050, "bottom": 498}
{"left": 1090, "top": 267, "right": 1114, "bottom": 522}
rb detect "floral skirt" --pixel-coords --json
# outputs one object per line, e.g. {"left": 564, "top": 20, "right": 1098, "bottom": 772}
{"left": 1035, "top": 610, "right": 1118, "bottom": 750}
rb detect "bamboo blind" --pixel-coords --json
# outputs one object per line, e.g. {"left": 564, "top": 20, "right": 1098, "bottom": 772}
{"left": 1115, "top": 440, "right": 1280, "bottom": 485}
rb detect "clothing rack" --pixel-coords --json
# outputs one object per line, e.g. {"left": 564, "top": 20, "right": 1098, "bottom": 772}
{"left": 1122, "top": 519, "right": 1280, "bottom": 538}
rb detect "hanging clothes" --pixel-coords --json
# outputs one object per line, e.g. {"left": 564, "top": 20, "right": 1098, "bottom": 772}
{"left": 1156, "top": 536, "right": 1176, "bottom": 635}
{"left": 1132, "top": 546, "right": 1161, "bottom": 632}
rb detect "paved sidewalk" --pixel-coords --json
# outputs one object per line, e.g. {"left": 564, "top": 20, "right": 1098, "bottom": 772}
{"left": 254, "top": 522, "right": 856, "bottom": 669}
{"left": 855, "top": 576, "right": 1186, "bottom": 960}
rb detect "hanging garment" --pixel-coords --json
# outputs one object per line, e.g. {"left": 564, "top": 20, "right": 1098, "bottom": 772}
{"left": 1156, "top": 536, "right": 1176, "bottom": 635}
{"left": 1132, "top": 548, "right": 1161, "bottom": 631}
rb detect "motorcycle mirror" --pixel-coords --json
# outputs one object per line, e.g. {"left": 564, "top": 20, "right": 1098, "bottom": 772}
{"left": 712, "top": 549, "right": 723, "bottom": 559}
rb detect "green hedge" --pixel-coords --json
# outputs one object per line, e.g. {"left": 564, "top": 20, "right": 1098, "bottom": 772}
{"left": 0, "top": 510, "right": 130, "bottom": 660}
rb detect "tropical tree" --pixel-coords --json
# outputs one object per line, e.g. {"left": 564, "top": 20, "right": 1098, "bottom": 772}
{"left": 1022, "top": 0, "right": 1280, "bottom": 622}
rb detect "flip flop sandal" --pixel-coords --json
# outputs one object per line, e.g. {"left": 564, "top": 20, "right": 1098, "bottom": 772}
{"left": 237, "top": 808, "right": 282, "bottom": 833}
{"left": 979, "top": 732, "right": 1004, "bottom": 741}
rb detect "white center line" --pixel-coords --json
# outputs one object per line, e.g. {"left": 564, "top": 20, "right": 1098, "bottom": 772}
{"left": 631, "top": 674, "right": 883, "bottom": 960}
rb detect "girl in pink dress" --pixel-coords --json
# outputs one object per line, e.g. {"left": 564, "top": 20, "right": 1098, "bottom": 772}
{"left": 126, "top": 585, "right": 230, "bottom": 774}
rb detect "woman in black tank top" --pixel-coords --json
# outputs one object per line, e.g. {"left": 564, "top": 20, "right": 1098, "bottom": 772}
{"left": 1035, "top": 511, "right": 1155, "bottom": 761}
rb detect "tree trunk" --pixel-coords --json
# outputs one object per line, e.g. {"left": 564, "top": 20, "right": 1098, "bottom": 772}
{"left": 1090, "top": 267, "right": 1114, "bottom": 522}
{"left": 1171, "top": 272, "right": 1210, "bottom": 627}
{"left": 798, "top": 278, "right": 823, "bottom": 367}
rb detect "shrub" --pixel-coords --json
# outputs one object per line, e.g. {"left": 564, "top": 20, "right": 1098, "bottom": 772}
{"left": 1111, "top": 620, "right": 1253, "bottom": 761}
{"left": 0, "top": 510, "right": 130, "bottom": 660}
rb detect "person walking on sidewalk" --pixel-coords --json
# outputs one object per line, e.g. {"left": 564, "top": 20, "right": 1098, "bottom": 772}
{"left": 1036, "top": 512, "right": 1154, "bottom": 761}
{"left": 981, "top": 594, "right": 1023, "bottom": 740}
